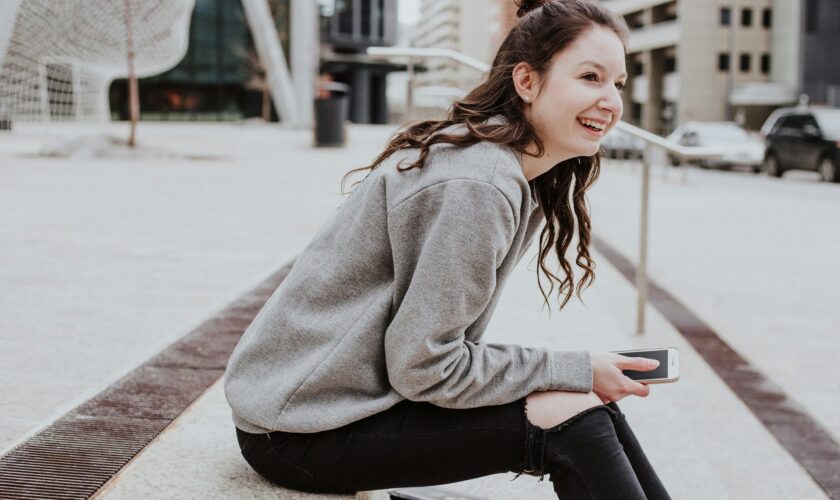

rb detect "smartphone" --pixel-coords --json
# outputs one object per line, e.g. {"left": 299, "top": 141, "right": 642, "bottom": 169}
{"left": 612, "top": 347, "right": 680, "bottom": 384}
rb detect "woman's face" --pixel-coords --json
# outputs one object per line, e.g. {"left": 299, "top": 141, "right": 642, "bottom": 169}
{"left": 521, "top": 26, "right": 627, "bottom": 160}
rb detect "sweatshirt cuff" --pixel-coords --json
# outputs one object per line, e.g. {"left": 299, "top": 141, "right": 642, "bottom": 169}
{"left": 547, "top": 350, "right": 593, "bottom": 392}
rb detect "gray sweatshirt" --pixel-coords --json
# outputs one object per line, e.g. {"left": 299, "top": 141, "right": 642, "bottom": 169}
{"left": 224, "top": 126, "right": 593, "bottom": 434}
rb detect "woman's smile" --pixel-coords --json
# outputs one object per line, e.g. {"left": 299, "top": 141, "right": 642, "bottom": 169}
{"left": 576, "top": 117, "right": 607, "bottom": 137}
{"left": 516, "top": 24, "right": 627, "bottom": 179}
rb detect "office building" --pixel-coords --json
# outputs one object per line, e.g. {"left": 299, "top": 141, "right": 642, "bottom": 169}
{"left": 602, "top": 0, "right": 840, "bottom": 132}
{"left": 769, "top": 0, "right": 840, "bottom": 107}
{"left": 598, "top": 0, "right": 775, "bottom": 133}
{"left": 412, "top": 0, "right": 495, "bottom": 93}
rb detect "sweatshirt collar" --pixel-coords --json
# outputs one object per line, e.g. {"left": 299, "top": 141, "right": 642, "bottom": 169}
{"left": 485, "top": 115, "right": 538, "bottom": 206}
{"left": 513, "top": 149, "right": 539, "bottom": 207}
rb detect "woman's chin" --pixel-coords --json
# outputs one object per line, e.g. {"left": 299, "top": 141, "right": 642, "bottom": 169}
{"left": 580, "top": 144, "right": 601, "bottom": 157}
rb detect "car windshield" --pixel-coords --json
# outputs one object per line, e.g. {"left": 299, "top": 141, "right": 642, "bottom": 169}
{"left": 812, "top": 109, "right": 840, "bottom": 137}
{"left": 696, "top": 125, "right": 751, "bottom": 144}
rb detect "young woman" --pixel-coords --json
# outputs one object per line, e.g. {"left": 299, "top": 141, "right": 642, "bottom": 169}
{"left": 225, "top": 1, "right": 671, "bottom": 498}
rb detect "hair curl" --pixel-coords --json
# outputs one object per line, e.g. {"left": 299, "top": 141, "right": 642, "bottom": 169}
{"left": 516, "top": 0, "right": 548, "bottom": 18}
{"left": 341, "top": 0, "right": 629, "bottom": 312}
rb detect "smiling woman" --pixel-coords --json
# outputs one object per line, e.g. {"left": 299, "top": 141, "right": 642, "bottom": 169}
{"left": 513, "top": 27, "right": 628, "bottom": 176}
{"left": 225, "top": 2, "right": 671, "bottom": 499}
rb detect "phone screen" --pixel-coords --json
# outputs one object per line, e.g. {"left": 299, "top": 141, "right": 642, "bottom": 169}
{"left": 618, "top": 349, "right": 669, "bottom": 380}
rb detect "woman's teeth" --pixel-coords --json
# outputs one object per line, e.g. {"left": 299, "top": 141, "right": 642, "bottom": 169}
{"left": 577, "top": 118, "right": 605, "bottom": 131}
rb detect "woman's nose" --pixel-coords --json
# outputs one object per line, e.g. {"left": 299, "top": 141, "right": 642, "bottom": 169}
{"left": 598, "top": 88, "right": 623, "bottom": 116}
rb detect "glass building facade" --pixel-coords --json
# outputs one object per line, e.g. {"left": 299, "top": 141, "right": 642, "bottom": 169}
{"left": 110, "top": 0, "right": 405, "bottom": 123}
{"left": 801, "top": 0, "right": 840, "bottom": 106}
{"left": 110, "top": 0, "right": 289, "bottom": 121}
{"left": 319, "top": 0, "right": 402, "bottom": 124}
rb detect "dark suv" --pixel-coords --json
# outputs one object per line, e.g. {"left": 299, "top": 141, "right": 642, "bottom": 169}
{"left": 761, "top": 107, "right": 840, "bottom": 182}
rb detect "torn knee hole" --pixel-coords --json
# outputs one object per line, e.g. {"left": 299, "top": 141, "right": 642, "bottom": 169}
{"left": 541, "top": 404, "right": 613, "bottom": 433}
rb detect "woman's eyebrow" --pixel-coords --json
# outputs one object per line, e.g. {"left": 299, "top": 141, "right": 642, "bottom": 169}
{"left": 577, "top": 60, "right": 627, "bottom": 79}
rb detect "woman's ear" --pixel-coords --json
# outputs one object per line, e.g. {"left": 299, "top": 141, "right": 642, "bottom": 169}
{"left": 512, "top": 62, "right": 539, "bottom": 103}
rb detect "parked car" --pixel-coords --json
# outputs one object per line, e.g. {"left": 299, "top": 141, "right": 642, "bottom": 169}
{"left": 600, "top": 127, "right": 644, "bottom": 159}
{"left": 760, "top": 107, "right": 840, "bottom": 182}
{"left": 666, "top": 122, "right": 764, "bottom": 172}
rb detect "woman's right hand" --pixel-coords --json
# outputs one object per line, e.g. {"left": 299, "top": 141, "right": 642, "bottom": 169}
{"left": 589, "top": 351, "right": 660, "bottom": 404}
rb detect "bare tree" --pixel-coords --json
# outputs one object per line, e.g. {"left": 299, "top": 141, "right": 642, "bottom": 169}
{"left": 242, "top": 47, "right": 272, "bottom": 122}
{"left": 123, "top": 0, "right": 139, "bottom": 147}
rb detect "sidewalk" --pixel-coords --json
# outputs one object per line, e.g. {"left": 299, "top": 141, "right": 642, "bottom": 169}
{"left": 1, "top": 122, "right": 833, "bottom": 499}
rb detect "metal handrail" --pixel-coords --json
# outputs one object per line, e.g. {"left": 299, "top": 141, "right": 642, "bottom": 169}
{"left": 366, "top": 46, "right": 490, "bottom": 72}
{"left": 368, "top": 46, "right": 733, "bottom": 334}
{"left": 367, "top": 46, "right": 489, "bottom": 118}
{"left": 614, "top": 120, "right": 730, "bottom": 160}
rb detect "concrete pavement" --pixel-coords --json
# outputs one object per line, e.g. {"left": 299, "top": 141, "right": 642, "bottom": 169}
{"left": 1, "top": 122, "right": 835, "bottom": 498}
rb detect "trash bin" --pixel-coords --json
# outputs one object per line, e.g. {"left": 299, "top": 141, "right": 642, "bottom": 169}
{"left": 314, "top": 82, "right": 350, "bottom": 147}
{"left": 0, "top": 105, "right": 11, "bottom": 132}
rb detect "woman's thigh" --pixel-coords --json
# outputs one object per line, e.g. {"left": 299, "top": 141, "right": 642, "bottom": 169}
{"left": 524, "top": 390, "right": 603, "bottom": 429}
{"left": 239, "top": 398, "right": 529, "bottom": 494}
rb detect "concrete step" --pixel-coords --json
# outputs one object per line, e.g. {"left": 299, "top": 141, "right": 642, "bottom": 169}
{"left": 94, "top": 379, "right": 556, "bottom": 499}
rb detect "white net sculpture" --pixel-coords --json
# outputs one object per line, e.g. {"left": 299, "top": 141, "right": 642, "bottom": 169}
{"left": 0, "top": 0, "right": 195, "bottom": 122}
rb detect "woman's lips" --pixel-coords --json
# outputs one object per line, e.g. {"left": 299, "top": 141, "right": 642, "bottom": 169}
{"left": 577, "top": 119, "right": 605, "bottom": 137}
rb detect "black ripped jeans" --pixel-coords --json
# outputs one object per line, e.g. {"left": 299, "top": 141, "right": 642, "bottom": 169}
{"left": 235, "top": 398, "right": 671, "bottom": 499}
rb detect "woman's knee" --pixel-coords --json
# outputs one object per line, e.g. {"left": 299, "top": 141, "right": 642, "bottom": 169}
{"left": 525, "top": 390, "right": 603, "bottom": 430}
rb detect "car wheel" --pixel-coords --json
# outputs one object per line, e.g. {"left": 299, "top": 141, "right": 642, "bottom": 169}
{"left": 751, "top": 164, "right": 762, "bottom": 174}
{"left": 818, "top": 157, "right": 839, "bottom": 183}
{"left": 764, "top": 154, "right": 783, "bottom": 178}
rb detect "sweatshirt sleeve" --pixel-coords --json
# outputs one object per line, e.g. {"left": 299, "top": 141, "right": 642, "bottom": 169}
{"left": 384, "top": 179, "right": 592, "bottom": 408}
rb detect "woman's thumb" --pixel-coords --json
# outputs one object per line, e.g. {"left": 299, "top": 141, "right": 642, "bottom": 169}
{"left": 617, "top": 355, "right": 659, "bottom": 371}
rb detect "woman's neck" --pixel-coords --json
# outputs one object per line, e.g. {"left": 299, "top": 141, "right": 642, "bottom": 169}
{"left": 520, "top": 141, "right": 575, "bottom": 181}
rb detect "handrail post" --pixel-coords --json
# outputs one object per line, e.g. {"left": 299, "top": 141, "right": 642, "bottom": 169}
{"left": 636, "top": 142, "right": 653, "bottom": 335}
{"left": 406, "top": 58, "right": 415, "bottom": 121}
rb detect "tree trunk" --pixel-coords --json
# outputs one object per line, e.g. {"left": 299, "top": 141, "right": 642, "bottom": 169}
{"left": 124, "top": 0, "right": 139, "bottom": 147}
{"left": 262, "top": 86, "right": 271, "bottom": 122}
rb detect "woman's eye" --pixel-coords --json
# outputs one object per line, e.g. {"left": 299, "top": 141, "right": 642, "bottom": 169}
{"left": 583, "top": 73, "right": 598, "bottom": 82}
{"left": 616, "top": 82, "right": 626, "bottom": 91}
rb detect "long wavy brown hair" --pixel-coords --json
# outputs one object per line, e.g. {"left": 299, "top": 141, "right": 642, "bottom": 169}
{"left": 342, "top": 0, "right": 629, "bottom": 312}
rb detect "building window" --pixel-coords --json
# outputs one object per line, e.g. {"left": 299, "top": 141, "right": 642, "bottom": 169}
{"left": 805, "top": 0, "right": 818, "bottom": 33}
{"left": 633, "top": 60, "right": 644, "bottom": 76}
{"left": 762, "top": 8, "right": 772, "bottom": 28}
{"left": 718, "top": 53, "right": 730, "bottom": 71}
{"left": 631, "top": 102, "right": 642, "bottom": 123}
{"left": 336, "top": 0, "right": 353, "bottom": 36}
{"left": 741, "top": 8, "right": 753, "bottom": 27}
{"left": 740, "top": 53, "right": 751, "bottom": 72}
{"left": 761, "top": 54, "right": 771, "bottom": 74}
{"left": 665, "top": 56, "right": 676, "bottom": 73}
{"left": 663, "top": 2, "right": 677, "bottom": 21}
{"left": 720, "top": 7, "right": 731, "bottom": 26}
{"left": 361, "top": 0, "right": 371, "bottom": 37}
{"left": 625, "top": 12, "right": 644, "bottom": 29}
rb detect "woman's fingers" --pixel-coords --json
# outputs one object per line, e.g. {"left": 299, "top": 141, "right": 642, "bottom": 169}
{"left": 614, "top": 355, "right": 660, "bottom": 372}
{"left": 614, "top": 356, "right": 655, "bottom": 398}
{"left": 590, "top": 351, "right": 657, "bottom": 402}
{"left": 614, "top": 380, "right": 650, "bottom": 400}
{"left": 597, "top": 380, "right": 648, "bottom": 403}
{"left": 632, "top": 381, "right": 651, "bottom": 397}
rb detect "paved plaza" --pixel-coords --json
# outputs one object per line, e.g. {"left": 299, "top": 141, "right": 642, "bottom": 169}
{"left": 1, "top": 122, "right": 837, "bottom": 498}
